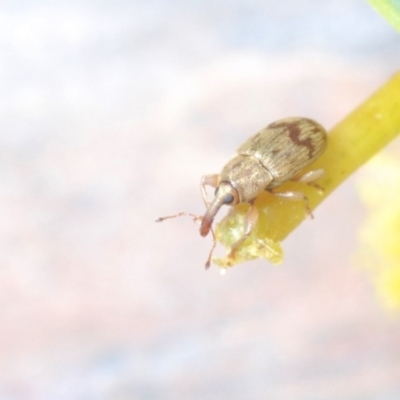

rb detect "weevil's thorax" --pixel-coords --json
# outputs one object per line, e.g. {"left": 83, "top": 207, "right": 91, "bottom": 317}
{"left": 219, "top": 155, "right": 273, "bottom": 203}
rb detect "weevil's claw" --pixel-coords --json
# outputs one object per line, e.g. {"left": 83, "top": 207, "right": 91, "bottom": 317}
{"left": 306, "top": 208, "right": 314, "bottom": 219}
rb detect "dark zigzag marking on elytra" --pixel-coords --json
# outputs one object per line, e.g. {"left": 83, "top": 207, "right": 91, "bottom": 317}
{"left": 270, "top": 121, "right": 315, "bottom": 159}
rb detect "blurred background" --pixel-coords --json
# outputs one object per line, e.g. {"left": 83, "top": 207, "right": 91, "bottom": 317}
{"left": 1, "top": 0, "right": 400, "bottom": 399}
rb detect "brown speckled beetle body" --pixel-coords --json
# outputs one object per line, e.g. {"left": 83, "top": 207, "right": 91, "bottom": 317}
{"left": 157, "top": 117, "right": 327, "bottom": 268}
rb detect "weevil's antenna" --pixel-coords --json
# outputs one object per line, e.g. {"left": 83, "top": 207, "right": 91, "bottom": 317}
{"left": 156, "top": 212, "right": 217, "bottom": 269}
{"left": 155, "top": 212, "right": 202, "bottom": 224}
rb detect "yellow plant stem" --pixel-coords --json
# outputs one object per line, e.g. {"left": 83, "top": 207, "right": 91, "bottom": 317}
{"left": 214, "top": 71, "right": 400, "bottom": 268}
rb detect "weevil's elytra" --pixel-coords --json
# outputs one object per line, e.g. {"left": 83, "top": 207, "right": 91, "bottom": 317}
{"left": 236, "top": 117, "right": 327, "bottom": 189}
{"left": 156, "top": 117, "right": 327, "bottom": 268}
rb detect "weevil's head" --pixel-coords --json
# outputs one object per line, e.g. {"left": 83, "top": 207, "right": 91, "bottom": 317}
{"left": 199, "top": 182, "right": 240, "bottom": 237}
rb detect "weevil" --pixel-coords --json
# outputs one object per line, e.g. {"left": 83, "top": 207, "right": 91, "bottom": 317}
{"left": 156, "top": 117, "right": 327, "bottom": 268}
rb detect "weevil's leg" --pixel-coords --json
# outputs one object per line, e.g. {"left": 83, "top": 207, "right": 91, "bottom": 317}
{"left": 205, "top": 224, "right": 217, "bottom": 270}
{"left": 155, "top": 212, "right": 202, "bottom": 224}
{"left": 229, "top": 202, "right": 259, "bottom": 255}
{"left": 293, "top": 169, "right": 325, "bottom": 192}
{"left": 271, "top": 190, "right": 313, "bottom": 219}
{"left": 201, "top": 174, "right": 219, "bottom": 208}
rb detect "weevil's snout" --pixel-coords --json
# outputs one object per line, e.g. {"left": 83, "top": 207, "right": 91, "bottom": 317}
{"left": 199, "top": 215, "right": 213, "bottom": 237}
{"left": 200, "top": 182, "right": 239, "bottom": 237}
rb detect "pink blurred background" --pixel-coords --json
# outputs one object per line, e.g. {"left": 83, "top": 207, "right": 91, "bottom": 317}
{"left": 1, "top": 1, "right": 400, "bottom": 399}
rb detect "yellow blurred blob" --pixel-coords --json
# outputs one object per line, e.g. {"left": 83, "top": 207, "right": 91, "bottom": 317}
{"left": 358, "top": 155, "right": 400, "bottom": 310}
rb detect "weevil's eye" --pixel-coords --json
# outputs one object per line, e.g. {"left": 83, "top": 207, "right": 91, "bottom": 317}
{"left": 223, "top": 193, "right": 234, "bottom": 204}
